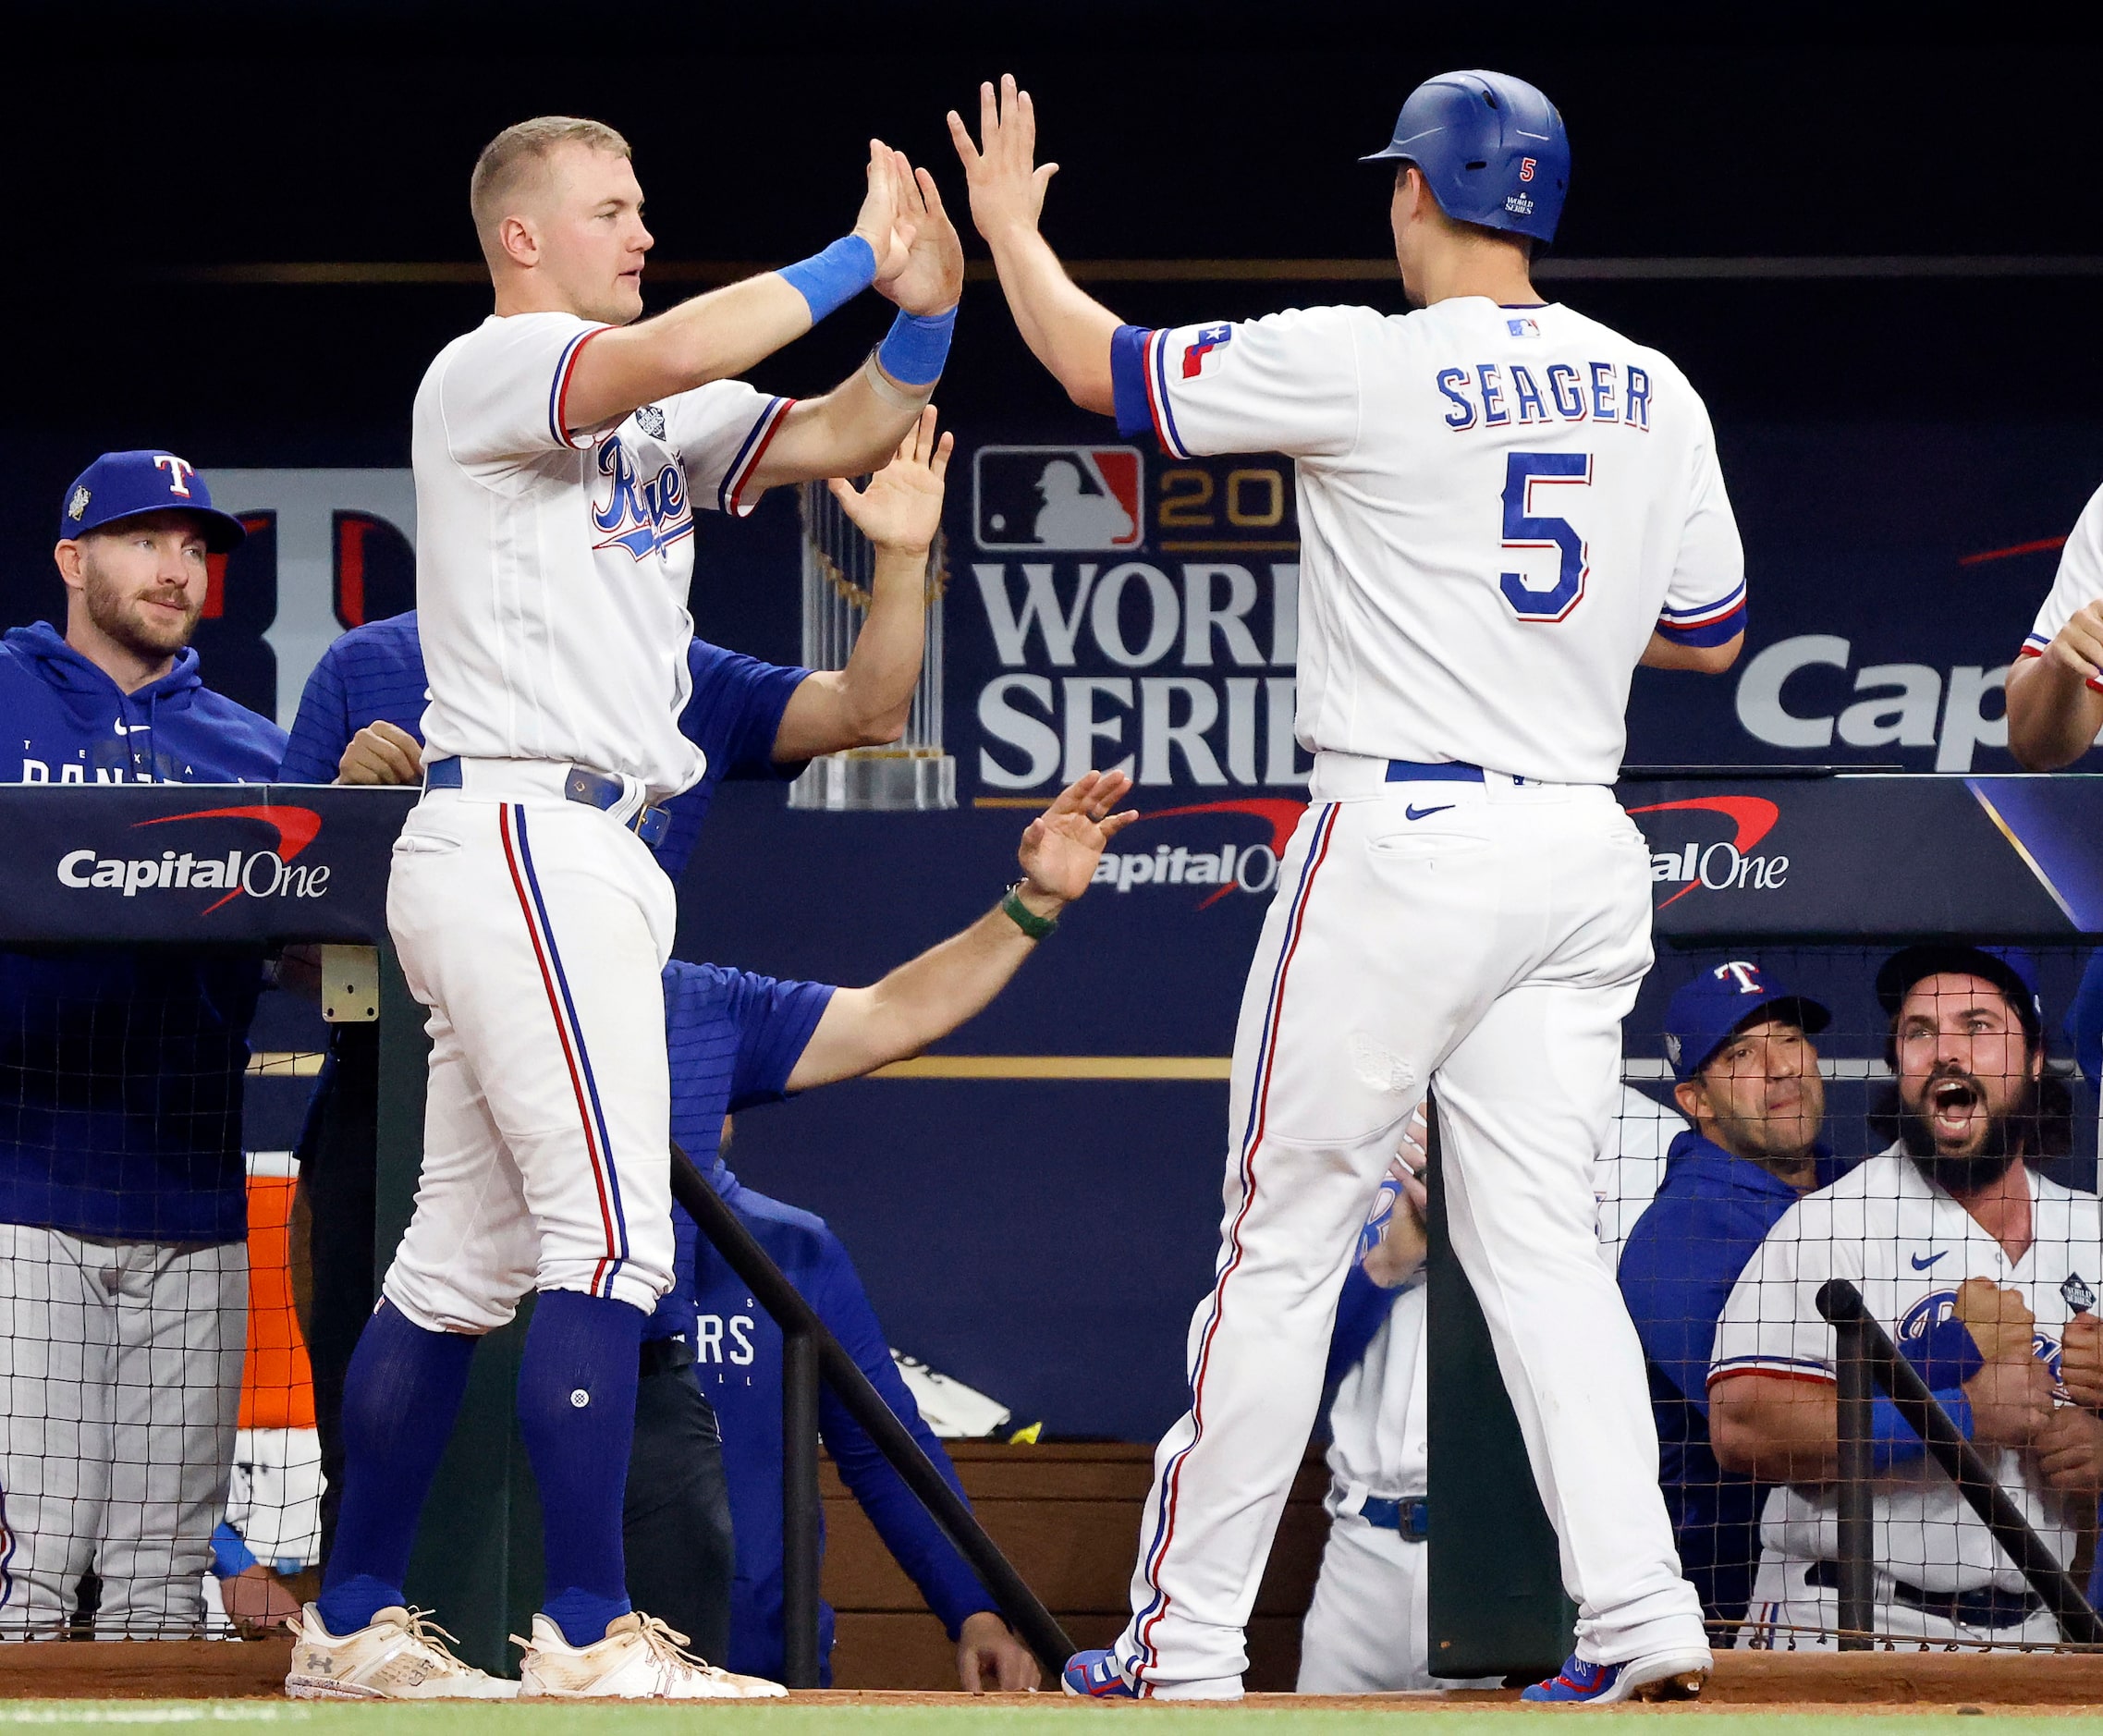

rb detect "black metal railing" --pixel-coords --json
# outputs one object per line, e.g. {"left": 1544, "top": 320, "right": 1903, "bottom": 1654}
{"left": 1816, "top": 1278, "right": 2103, "bottom": 1647}
{"left": 671, "top": 1143, "right": 1075, "bottom": 1686}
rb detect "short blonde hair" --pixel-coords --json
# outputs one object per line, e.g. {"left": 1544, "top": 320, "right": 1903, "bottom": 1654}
{"left": 470, "top": 116, "right": 632, "bottom": 250}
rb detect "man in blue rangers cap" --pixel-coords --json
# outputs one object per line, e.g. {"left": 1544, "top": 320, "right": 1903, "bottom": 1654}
{"left": 0, "top": 451, "right": 286, "bottom": 1637}
{"left": 1616, "top": 961, "right": 1846, "bottom": 1627}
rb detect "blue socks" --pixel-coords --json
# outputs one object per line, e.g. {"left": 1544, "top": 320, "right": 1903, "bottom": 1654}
{"left": 316, "top": 1302, "right": 477, "bottom": 1635}
{"left": 518, "top": 1290, "right": 646, "bottom": 1647}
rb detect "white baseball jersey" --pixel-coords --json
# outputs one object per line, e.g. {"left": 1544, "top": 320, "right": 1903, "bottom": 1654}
{"left": 1119, "top": 300, "right": 1744, "bottom": 785}
{"left": 412, "top": 312, "right": 791, "bottom": 801}
{"left": 1326, "top": 1281, "right": 1426, "bottom": 1509}
{"left": 2019, "top": 479, "right": 2103, "bottom": 691}
{"left": 1594, "top": 1082, "right": 1690, "bottom": 1268}
{"left": 1709, "top": 1147, "right": 2102, "bottom": 1590}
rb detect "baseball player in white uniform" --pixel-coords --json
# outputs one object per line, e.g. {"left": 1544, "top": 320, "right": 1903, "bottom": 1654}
{"left": 288, "top": 115, "right": 962, "bottom": 1701}
{"left": 1298, "top": 1116, "right": 1498, "bottom": 1693}
{"left": 1709, "top": 945, "right": 2103, "bottom": 1648}
{"left": 1299, "top": 1087, "right": 1683, "bottom": 1693}
{"left": 953, "top": 70, "right": 1745, "bottom": 1703}
{"left": 2006, "top": 479, "right": 2103, "bottom": 768}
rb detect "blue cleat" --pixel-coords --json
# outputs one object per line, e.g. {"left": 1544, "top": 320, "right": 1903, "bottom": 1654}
{"left": 1062, "top": 1649, "right": 1140, "bottom": 1699}
{"left": 1522, "top": 1649, "right": 1709, "bottom": 1705}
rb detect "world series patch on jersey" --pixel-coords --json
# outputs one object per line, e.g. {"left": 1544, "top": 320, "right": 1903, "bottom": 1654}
{"left": 411, "top": 312, "right": 791, "bottom": 801}
{"left": 1710, "top": 1150, "right": 2103, "bottom": 1589}
{"left": 1112, "top": 297, "right": 1746, "bottom": 786}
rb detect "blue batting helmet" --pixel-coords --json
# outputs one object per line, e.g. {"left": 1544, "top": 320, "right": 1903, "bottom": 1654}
{"left": 1362, "top": 69, "right": 1570, "bottom": 246}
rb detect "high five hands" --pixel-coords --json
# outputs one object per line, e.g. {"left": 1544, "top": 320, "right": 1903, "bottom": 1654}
{"left": 1017, "top": 770, "right": 1138, "bottom": 904}
{"left": 947, "top": 75, "right": 1058, "bottom": 247}
{"left": 827, "top": 407, "right": 954, "bottom": 554}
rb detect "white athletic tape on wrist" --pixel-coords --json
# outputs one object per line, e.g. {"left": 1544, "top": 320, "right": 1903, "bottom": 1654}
{"left": 862, "top": 350, "right": 933, "bottom": 414}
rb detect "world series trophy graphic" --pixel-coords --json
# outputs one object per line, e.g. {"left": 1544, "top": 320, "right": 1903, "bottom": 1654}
{"left": 789, "top": 478, "right": 957, "bottom": 812}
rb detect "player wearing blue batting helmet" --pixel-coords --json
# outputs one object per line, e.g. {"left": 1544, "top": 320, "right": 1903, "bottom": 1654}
{"left": 1362, "top": 70, "right": 1570, "bottom": 247}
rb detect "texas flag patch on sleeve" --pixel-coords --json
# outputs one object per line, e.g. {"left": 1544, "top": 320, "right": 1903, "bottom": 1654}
{"left": 1181, "top": 324, "right": 1233, "bottom": 379}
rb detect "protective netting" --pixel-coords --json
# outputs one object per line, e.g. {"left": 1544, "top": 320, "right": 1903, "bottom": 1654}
{"left": 1603, "top": 942, "right": 2103, "bottom": 1653}
{"left": 0, "top": 953, "right": 324, "bottom": 1638}
{"left": 9, "top": 928, "right": 2103, "bottom": 1659}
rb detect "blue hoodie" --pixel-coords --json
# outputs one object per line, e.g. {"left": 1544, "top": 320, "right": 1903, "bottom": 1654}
{"left": 0, "top": 621, "right": 286, "bottom": 1241}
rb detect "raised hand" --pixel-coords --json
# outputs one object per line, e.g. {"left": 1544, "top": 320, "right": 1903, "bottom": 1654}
{"left": 877, "top": 150, "right": 965, "bottom": 316}
{"left": 1017, "top": 769, "right": 1137, "bottom": 904}
{"left": 948, "top": 74, "right": 1059, "bottom": 246}
{"left": 827, "top": 407, "right": 954, "bottom": 555}
{"left": 851, "top": 139, "right": 918, "bottom": 287}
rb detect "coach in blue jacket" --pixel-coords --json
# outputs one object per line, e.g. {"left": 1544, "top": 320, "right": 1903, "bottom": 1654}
{"left": 0, "top": 451, "right": 285, "bottom": 1638}
{"left": 1616, "top": 963, "right": 1844, "bottom": 1628}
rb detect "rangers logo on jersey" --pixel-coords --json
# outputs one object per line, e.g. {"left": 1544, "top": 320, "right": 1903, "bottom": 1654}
{"left": 592, "top": 434, "right": 692, "bottom": 561}
{"left": 1181, "top": 324, "right": 1232, "bottom": 380}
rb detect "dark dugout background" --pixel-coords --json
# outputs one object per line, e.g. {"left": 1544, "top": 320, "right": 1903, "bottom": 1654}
{"left": 5, "top": 3, "right": 2100, "bottom": 1438}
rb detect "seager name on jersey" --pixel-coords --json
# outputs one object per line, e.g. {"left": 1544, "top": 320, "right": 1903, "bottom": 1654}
{"left": 1436, "top": 361, "right": 1653, "bottom": 433}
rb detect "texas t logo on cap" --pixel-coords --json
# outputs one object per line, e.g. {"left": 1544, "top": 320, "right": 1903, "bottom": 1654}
{"left": 55, "top": 451, "right": 246, "bottom": 552}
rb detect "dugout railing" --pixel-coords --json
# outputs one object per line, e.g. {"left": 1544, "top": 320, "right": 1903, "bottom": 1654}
{"left": 1429, "top": 769, "right": 2103, "bottom": 1676}
{"left": 0, "top": 782, "right": 1062, "bottom": 1679}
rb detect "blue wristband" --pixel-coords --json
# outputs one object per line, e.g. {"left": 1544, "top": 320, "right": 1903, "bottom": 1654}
{"left": 777, "top": 235, "right": 877, "bottom": 324}
{"left": 1869, "top": 1388, "right": 1973, "bottom": 1473}
{"left": 875, "top": 306, "right": 956, "bottom": 388}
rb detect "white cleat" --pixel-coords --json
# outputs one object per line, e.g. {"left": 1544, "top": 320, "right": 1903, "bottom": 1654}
{"left": 286, "top": 1604, "right": 519, "bottom": 1700}
{"left": 515, "top": 1610, "right": 789, "bottom": 1699}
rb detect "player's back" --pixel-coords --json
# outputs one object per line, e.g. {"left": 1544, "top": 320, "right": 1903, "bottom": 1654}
{"left": 1125, "top": 299, "right": 1744, "bottom": 785}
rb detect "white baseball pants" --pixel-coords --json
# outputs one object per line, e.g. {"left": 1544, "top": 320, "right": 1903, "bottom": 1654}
{"left": 383, "top": 765, "right": 677, "bottom": 1332}
{"left": 1736, "top": 1554, "right": 2062, "bottom": 1650}
{"left": 1296, "top": 1508, "right": 1504, "bottom": 1693}
{"left": 1114, "top": 754, "right": 1705, "bottom": 1694}
{"left": 0, "top": 1224, "right": 245, "bottom": 1636}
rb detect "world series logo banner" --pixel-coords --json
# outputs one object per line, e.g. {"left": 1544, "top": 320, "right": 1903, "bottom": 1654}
{"left": 84, "top": 421, "right": 2098, "bottom": 812}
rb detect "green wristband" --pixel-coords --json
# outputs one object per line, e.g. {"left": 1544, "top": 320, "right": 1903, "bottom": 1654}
{"left": 1001, "top": 883, "right": 1059, "bottom": 941}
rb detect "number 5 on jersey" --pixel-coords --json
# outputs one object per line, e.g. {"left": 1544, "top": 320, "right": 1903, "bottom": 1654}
{"left": 1500, "top": 451, "right": 1592, "bottom": 623}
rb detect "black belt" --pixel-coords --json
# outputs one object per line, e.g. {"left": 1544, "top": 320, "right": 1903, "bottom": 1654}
{"left": 1805, "top": 1559, "right": 2043, "bottom": 1630}
{"left": 1360, "top": 1496, "right": 1429, "bottom": 1541}
{"left": 423, "top": 756, "right": 671, "bottom": 849}
{"left": 639, "top": 1338, "right": 696, "bottom": 1378}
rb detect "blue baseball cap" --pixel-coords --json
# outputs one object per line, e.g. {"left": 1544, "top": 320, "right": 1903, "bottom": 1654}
{"left": 1664, "top": 960, "right": 1832, "bottom": 1083}
{"left": 1875, "top": 944, "right": 2043, "bottom": 1044}
{"left": 57, "top": 451, "right": 246, "bottom": 553}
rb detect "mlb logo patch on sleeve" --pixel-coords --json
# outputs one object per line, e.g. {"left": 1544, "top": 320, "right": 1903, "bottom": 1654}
{"left": 972, "top": 446, "right": 1145, "bottom": 552}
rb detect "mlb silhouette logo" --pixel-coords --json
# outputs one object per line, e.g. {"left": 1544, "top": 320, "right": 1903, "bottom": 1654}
{"left": 972, "top": 445, "right": 1145, "bottom": 552}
